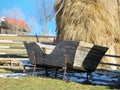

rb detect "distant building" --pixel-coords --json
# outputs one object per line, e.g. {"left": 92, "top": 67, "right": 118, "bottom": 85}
{"left": 0, "top": 17, "right": 31, "bottom": 35}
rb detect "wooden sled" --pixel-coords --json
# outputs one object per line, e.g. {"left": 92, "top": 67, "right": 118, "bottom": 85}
{"left": 23, "top": 41, "right": 108, "bottom": 72}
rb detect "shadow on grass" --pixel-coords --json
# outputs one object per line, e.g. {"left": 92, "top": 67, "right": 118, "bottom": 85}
{"left": 79, "top": 81, "right": 120, "bottom": 89}
{"left": 0, "top": 68, "right": 120, "bottom": 89}
{"left": 0, "top": 68, "right": 23, "bottom": 73}
{"left": 37, "top": 69, "right": 120, "bottom": 89}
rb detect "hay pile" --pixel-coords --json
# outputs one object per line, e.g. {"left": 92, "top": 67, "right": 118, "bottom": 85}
{"left": 55, "top": 0, "right": 120, "bottom": 70}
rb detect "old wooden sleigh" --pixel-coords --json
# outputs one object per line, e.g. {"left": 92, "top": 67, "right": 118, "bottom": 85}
{"left": 24, "top": 41, "right": 108, "bottom": 73}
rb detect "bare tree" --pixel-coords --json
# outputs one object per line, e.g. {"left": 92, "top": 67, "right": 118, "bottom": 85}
{"left": 35, "top": 0, "right": 55, "bottom": 36}
{"left": 28, "top": 16, "right": 40, "bottom": 35}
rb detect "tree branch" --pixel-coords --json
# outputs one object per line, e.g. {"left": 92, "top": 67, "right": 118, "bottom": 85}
{"left": 52, "top": 0, "right": 65, "bottom": 21}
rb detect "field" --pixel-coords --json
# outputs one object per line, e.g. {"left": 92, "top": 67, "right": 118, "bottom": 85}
{"left": 0, "top": 77, "right": 116, "bottom": 90}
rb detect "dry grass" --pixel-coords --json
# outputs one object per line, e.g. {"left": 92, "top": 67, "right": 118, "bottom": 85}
{"left": 55, "top": 0, "right": 120, "bottom": 69}
{"left": 0, "top": 77, "right": 115, "bottom": 90}
{"left": 55, "top": 0, "right": 120, "bottom": 46}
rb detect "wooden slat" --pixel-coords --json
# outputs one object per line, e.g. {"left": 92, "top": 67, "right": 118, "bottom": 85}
{"left": 0, "top": 52, "right": 27, "bottom": 55}
{"left": 73, "top": 42, "right": 108, "bottom": 71}
{"left": 104, "top": 54, "right": 120, "bottom": 58}
{"left": 0, "top": 48, "right": 26, "bottom": 52}
{"left": 100, "top": 62, "right": 120, "bottom": 66}
{"left": 0, "top": 34, "right": 55, "bottom": 42}
{"left": 0, "top": 43, "right": 24, "bottom": 47}
{"left": 0, "top": 46, "right": 10, "bottom": 48}
{"left": 0, "top": 53, "right": 28, "bottom": 58}
{"left": 0, "top": 40, "right": 22, "bottom": 44}
{"left": 0, "top": 46, "right": 25, "bottom": 49}
{"left": 0, "top": 58, "right": 28, "bottom": 60}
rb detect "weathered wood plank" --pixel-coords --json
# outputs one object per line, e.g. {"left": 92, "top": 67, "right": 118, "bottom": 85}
{"left": 73, "top": 43, "right": 108, "bottom": 71}
{"left": 0, "top": 40, "right": 22, "bottom": 44}
{"left": 0, "top": 46, "right": 10, "bottom": 49}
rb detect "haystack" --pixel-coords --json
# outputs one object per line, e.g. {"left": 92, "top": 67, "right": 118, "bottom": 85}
{"left": 55, "top": 0, "right": 120, "bottom": 70}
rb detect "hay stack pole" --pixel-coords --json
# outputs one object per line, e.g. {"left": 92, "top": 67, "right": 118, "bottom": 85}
{"left": 55, "top": 0, "right": 120, "bottom": 70}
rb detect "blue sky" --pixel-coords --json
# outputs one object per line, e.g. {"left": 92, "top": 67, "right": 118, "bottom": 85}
{"left": 0, "top": 0, "right": 56, "bottom": 36}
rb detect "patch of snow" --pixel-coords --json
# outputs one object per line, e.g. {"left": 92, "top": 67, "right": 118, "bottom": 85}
{"left": 37, "top": 43, "right": 55, "bottom": 54}
{"left": 92, "top": 74, "right": 118, "bottom": 81}
{"left": 27, "top": 69, "right": 120, "bottom": 85}
{"left": 0, "top": 61, "right": 119, "bottom": 86}
{"left": 20, "top": 60, "right": 32, "bottom": 66}
{"left": 91, "top": 81, "right": 110, "bottom": 85}
{"left": 28, "top": 70, "right": 46, "bottom": 76}
{"left": 0, "top": 73, "right": 26, "bottom": 78}
{"left": 69, "top": 77, "right": 85, "bottom": 82}
{"left": 74, "top": 73, "right": 86, "bottom": 78}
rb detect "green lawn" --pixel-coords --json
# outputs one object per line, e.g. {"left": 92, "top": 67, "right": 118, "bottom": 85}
{"left": 0, "top": 68, "right": 120, "bottom": 90}
{"left": 0, "top": 77, "right": 117, "bottom": 90}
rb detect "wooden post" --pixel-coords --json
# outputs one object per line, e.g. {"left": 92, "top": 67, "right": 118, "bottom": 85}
{"left": 35, "top": 33, "right": 39, "bottom": 42}
{"left": 23, "top": 65, "right": 26, "bottom": 73}
{"left": 45, "top": 67, "right": 49, "bottom": 77}
{"left": 10, "top": 59, "right": 12, "bottom": 66}
{"left": 86, "top": 72, "right": 89, "bottom": 82}
{"left": 85, "top": 71, "right": 92, "bottom": 84}
{"left": 32, "top": 51, "right": 37, "bottom": 76}
{"left": 63, "top": 54, "right": 68, "bottom": 80}
{"left": 42, "top": 47, "right": 46, "bottom": 58}
{"left": 54, "top": 68, "right": 58, "bottom": 78}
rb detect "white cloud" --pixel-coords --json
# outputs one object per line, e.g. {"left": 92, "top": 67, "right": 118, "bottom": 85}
{"left": 1, "top": 7, "right": 25, "bottom": 20}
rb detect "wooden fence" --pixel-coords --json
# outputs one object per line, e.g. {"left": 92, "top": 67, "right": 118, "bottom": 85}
{"left": 0, "top": 34, "right": 55, "bottom": 60}
{"left": 0, "top": 34, "right": 120, "bottom": 69}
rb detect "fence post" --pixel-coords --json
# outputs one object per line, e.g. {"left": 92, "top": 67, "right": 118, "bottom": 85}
{"left": 63, "top": 54, "right": 68, "bottom": 80}
{"left": 32, "top": 51, "right": 37, "bottom": 76}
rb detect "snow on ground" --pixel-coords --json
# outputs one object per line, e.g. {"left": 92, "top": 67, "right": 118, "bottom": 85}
{"left": 0, "top": 60, "right": 120, "bottom": 86}
{"left": 0, "top": 73, "right": 26, "bottom": 78}
{"left": 20, "top": 60, "right": 32, "bottom": 66}
{"left": 22, "top": 69, "right": 120, "bottom": 85}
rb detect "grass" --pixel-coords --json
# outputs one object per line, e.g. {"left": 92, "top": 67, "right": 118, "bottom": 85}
{"left": 0, "top": 67, "right": 23, "bottom": 73}
{"left": 0, "top": 77, "right": 117, "bottom": 90}
{"left": 0, "top": 68, "right": 120, "bottom": 90}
